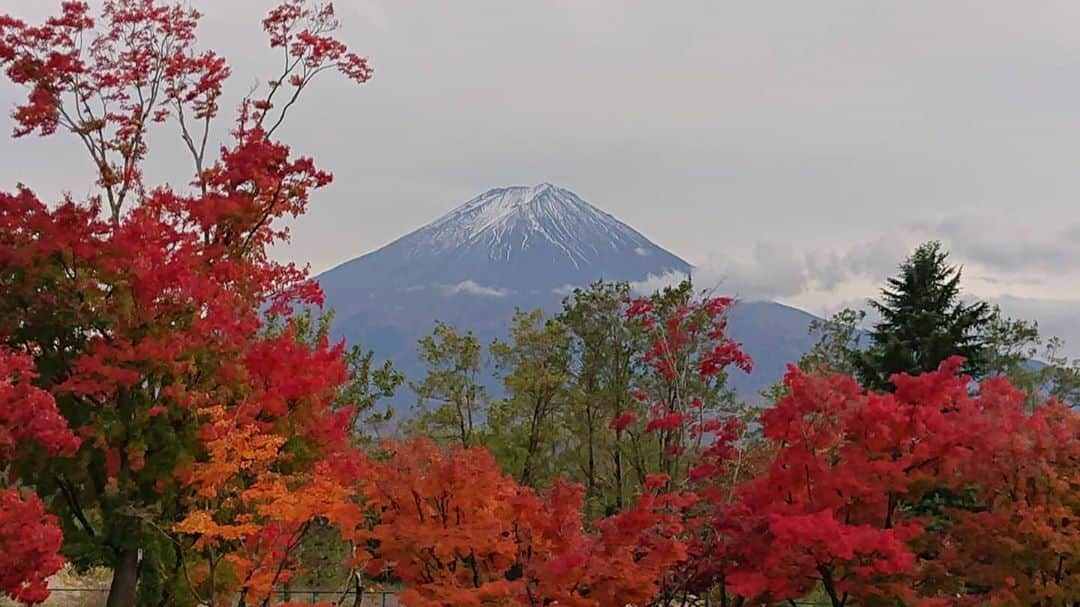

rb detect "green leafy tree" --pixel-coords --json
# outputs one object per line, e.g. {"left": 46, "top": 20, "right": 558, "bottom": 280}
{"left": 1038, "top": 337, "right": 1080, "bottom": 406}
{"left": 557, "top": 281, "right": 643, "bottom": 514}
{"left": 855, "top": 241, "right": 993, "bottom": 391}
{"left": 981, "top": 307, "right": 1080, "bottom": 408}
{"left": 489, "top": 309, "right": 573, "bottom": 487}
{"left": 801, "top": 308, "right": 866, "bottom": 375}
{"left": 408, "top": 321, "right": 487, "bottom": 446}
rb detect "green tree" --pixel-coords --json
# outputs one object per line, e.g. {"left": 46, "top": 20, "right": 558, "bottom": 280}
{"left": 980, "top": 307, "right": 1080, "bottom": 409}
{"left": 801, "top": 308, "right": 866, "bottom": 375}
{"left": 557, "top": 281, "right": 642, "bottom": 514}
{"left": 489, "top": 309, "right": 573, "bottom": 487}
{"left": 855, "top": 241, "right": 993, "bottom": 391}
{"left": 409, "top": 321, "right": 487, "bottom": 446}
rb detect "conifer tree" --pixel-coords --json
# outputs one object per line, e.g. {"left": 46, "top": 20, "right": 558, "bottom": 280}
{"left": 855, "top": 241, "right": 992, "bottom": 391}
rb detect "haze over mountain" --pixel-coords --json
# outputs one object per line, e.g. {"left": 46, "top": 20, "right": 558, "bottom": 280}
{"left": 316, "top": 184, "right": 823, "bottom": 403}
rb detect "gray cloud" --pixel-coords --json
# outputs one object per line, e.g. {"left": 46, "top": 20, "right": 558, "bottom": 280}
{"left": 5, "top": 0, "right": 1080, "bottom": 285}
{"left": 805, "top": 237, "right": 912, "bottom": 292}
{"left": 656, "top": 237, "right": 912, "bottom": 302}
{"left": 908, "top": 217, "right": 1080, "bottom": 276}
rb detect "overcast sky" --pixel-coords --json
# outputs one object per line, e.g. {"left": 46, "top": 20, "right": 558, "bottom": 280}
{"left": 3, "top": 0, "right": 1080, "bottom": 353}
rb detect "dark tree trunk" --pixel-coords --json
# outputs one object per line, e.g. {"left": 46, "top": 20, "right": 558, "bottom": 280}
{"left": 520, "top": 394, "right": 546, "bottom": 487}
{"left": 613, "top": 432, "right": 624, "bottom": 510}
{"left": 106, "top": 548, "right": 139, "bottom": 607}
{"left": 351, "top": 570, "right": 365, "bottom": 607}
{"left": 585, "top": 403, "right": 596, "bottom": 499}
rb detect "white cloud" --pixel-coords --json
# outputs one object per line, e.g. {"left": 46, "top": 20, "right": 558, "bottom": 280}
{"left": 633, "top": 247, "right": 651, "bottom": 256}
{"left": 677, "top": 235, "right": 923, "bottom": 304}
{"left": 552, "top": 284, "right": 579, "bottom": 296}
{"left": 690, "top": 242, "right": 810, "bottom": 300}
{"left": 440, "top": 280, "right": 511, "bottom": 298}
{"left": 629, "top": 270, "right": 688, "bottom": 295}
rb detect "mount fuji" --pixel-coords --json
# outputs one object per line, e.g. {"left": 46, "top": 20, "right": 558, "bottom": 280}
{"left": 316, "top": 184, "right": 821, "bottom": 403}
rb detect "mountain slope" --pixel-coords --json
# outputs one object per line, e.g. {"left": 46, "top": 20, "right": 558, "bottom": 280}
{"left": 316, "top": 184, "right": 821, "bottom": 405}
{"left": 319, "top": 183, "right": 689, "bottom": 300}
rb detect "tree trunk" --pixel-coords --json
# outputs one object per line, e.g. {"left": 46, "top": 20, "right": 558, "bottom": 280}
{"left": 613, "top": 432, "right": 624, "bottom": 511}
{"left": 520, "top": 394, "right": 546, "bottom": 486}
{"left": 585, "top": 402, "right": 596, "bottom": 500}
{"left": 456, "top": 397, "right": 469, "bottom": 447}
{"left": 351, "top": 570, "right": 365, "bottom": 607}
{"left": 106, "top": 548, "right": 140, "bottom": 607}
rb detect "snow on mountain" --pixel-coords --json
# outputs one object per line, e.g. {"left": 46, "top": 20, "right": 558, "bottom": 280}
{"left": 315, "top": 184, "right": 822, "bottom": 407}
{"left": 411, "top": 183, "right": 663, "bottom": 269}
{"left": 319, "top": 184, "right": 690, "bottom": 298}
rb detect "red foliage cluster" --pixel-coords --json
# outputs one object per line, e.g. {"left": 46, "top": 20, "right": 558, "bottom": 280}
{"left": 0, "top": 1, "right": 372, "bottom": 605}
{"left": 0, "top": 350, "right": 80, "bottom": 604}
{"left": 622, "top": 292, "right": 754, "bottom": 490}
{"left": 0, "top": 490, "right": 67, "bottom": 604}
{"left": 353, "top": 438, "right": 687, "bottom": 607}
{"left": 626, "top": 295, "right": 752, "bottom": 384}
{"left": 680, "top": 358, "right": 1080, "bottom": 606}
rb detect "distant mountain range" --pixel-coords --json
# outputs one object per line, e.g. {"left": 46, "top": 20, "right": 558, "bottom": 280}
{"left": 316, "top": 184, "right": 825, "bottom": 407}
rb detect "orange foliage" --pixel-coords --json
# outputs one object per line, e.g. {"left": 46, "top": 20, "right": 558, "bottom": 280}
{"left": 353, "top": 437, "right": 686, "bottom": 607}
{"left": 172, "top": 330, "right": 367, "bottom": 606}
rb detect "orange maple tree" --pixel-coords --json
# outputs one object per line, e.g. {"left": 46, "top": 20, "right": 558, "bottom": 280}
{"left": 172, "top": 330, "right": 368, "bottom": 607}
{"left": 354, "top": 437, "right": 687, "bottom": 607}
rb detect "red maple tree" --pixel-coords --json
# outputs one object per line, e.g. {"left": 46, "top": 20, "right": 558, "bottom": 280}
{"left": 716, "top": 357, "right": 1080, "bottom": 606}
{"left": 0, "top": 349, "right": 81, "bottom": 604}
{"left": 0, "top": 1, "right": 371, "bottom": 604}
{"left": 623, "top": 285, "right": 753, "bottom": 492}
{"left": 913, "top": 375, "right": 1080, "bottom": 605}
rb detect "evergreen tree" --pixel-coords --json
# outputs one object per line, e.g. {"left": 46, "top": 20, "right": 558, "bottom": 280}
{"left": 856, "top": 241, "right": 993, "bottom": 391}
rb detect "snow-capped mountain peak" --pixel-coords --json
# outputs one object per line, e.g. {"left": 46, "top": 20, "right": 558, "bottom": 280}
{"left": 412, "top": 183, "right": 656, "bottom": 268}
{"left": 313, "top": 183, "right": 813, "bottom": 408}
{"left": 319, "top": 183, "right": 690, "bottom": 296}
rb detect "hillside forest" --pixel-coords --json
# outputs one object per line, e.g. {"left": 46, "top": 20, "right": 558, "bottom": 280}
{"left": 0, "top": 2, "right": 1076, "bottom": 607}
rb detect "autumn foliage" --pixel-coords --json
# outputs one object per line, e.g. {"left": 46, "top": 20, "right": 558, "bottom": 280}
{"left": 0, "top": 0, "right": 372, "bottom": 605}
{"left": 0, "top": 349, "right": 80, "bottom": 604}
{"left": 623, "top": 290, "right": 754, "bottom": 488}
{"left": 712, "top": 358, "right": 1079, "bottom": 606}
{"left": 0, "top": 1, "right": 1077, "bottom": 606}
{"left": 354, "top": 437, "right": 686, "bottom": 607}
